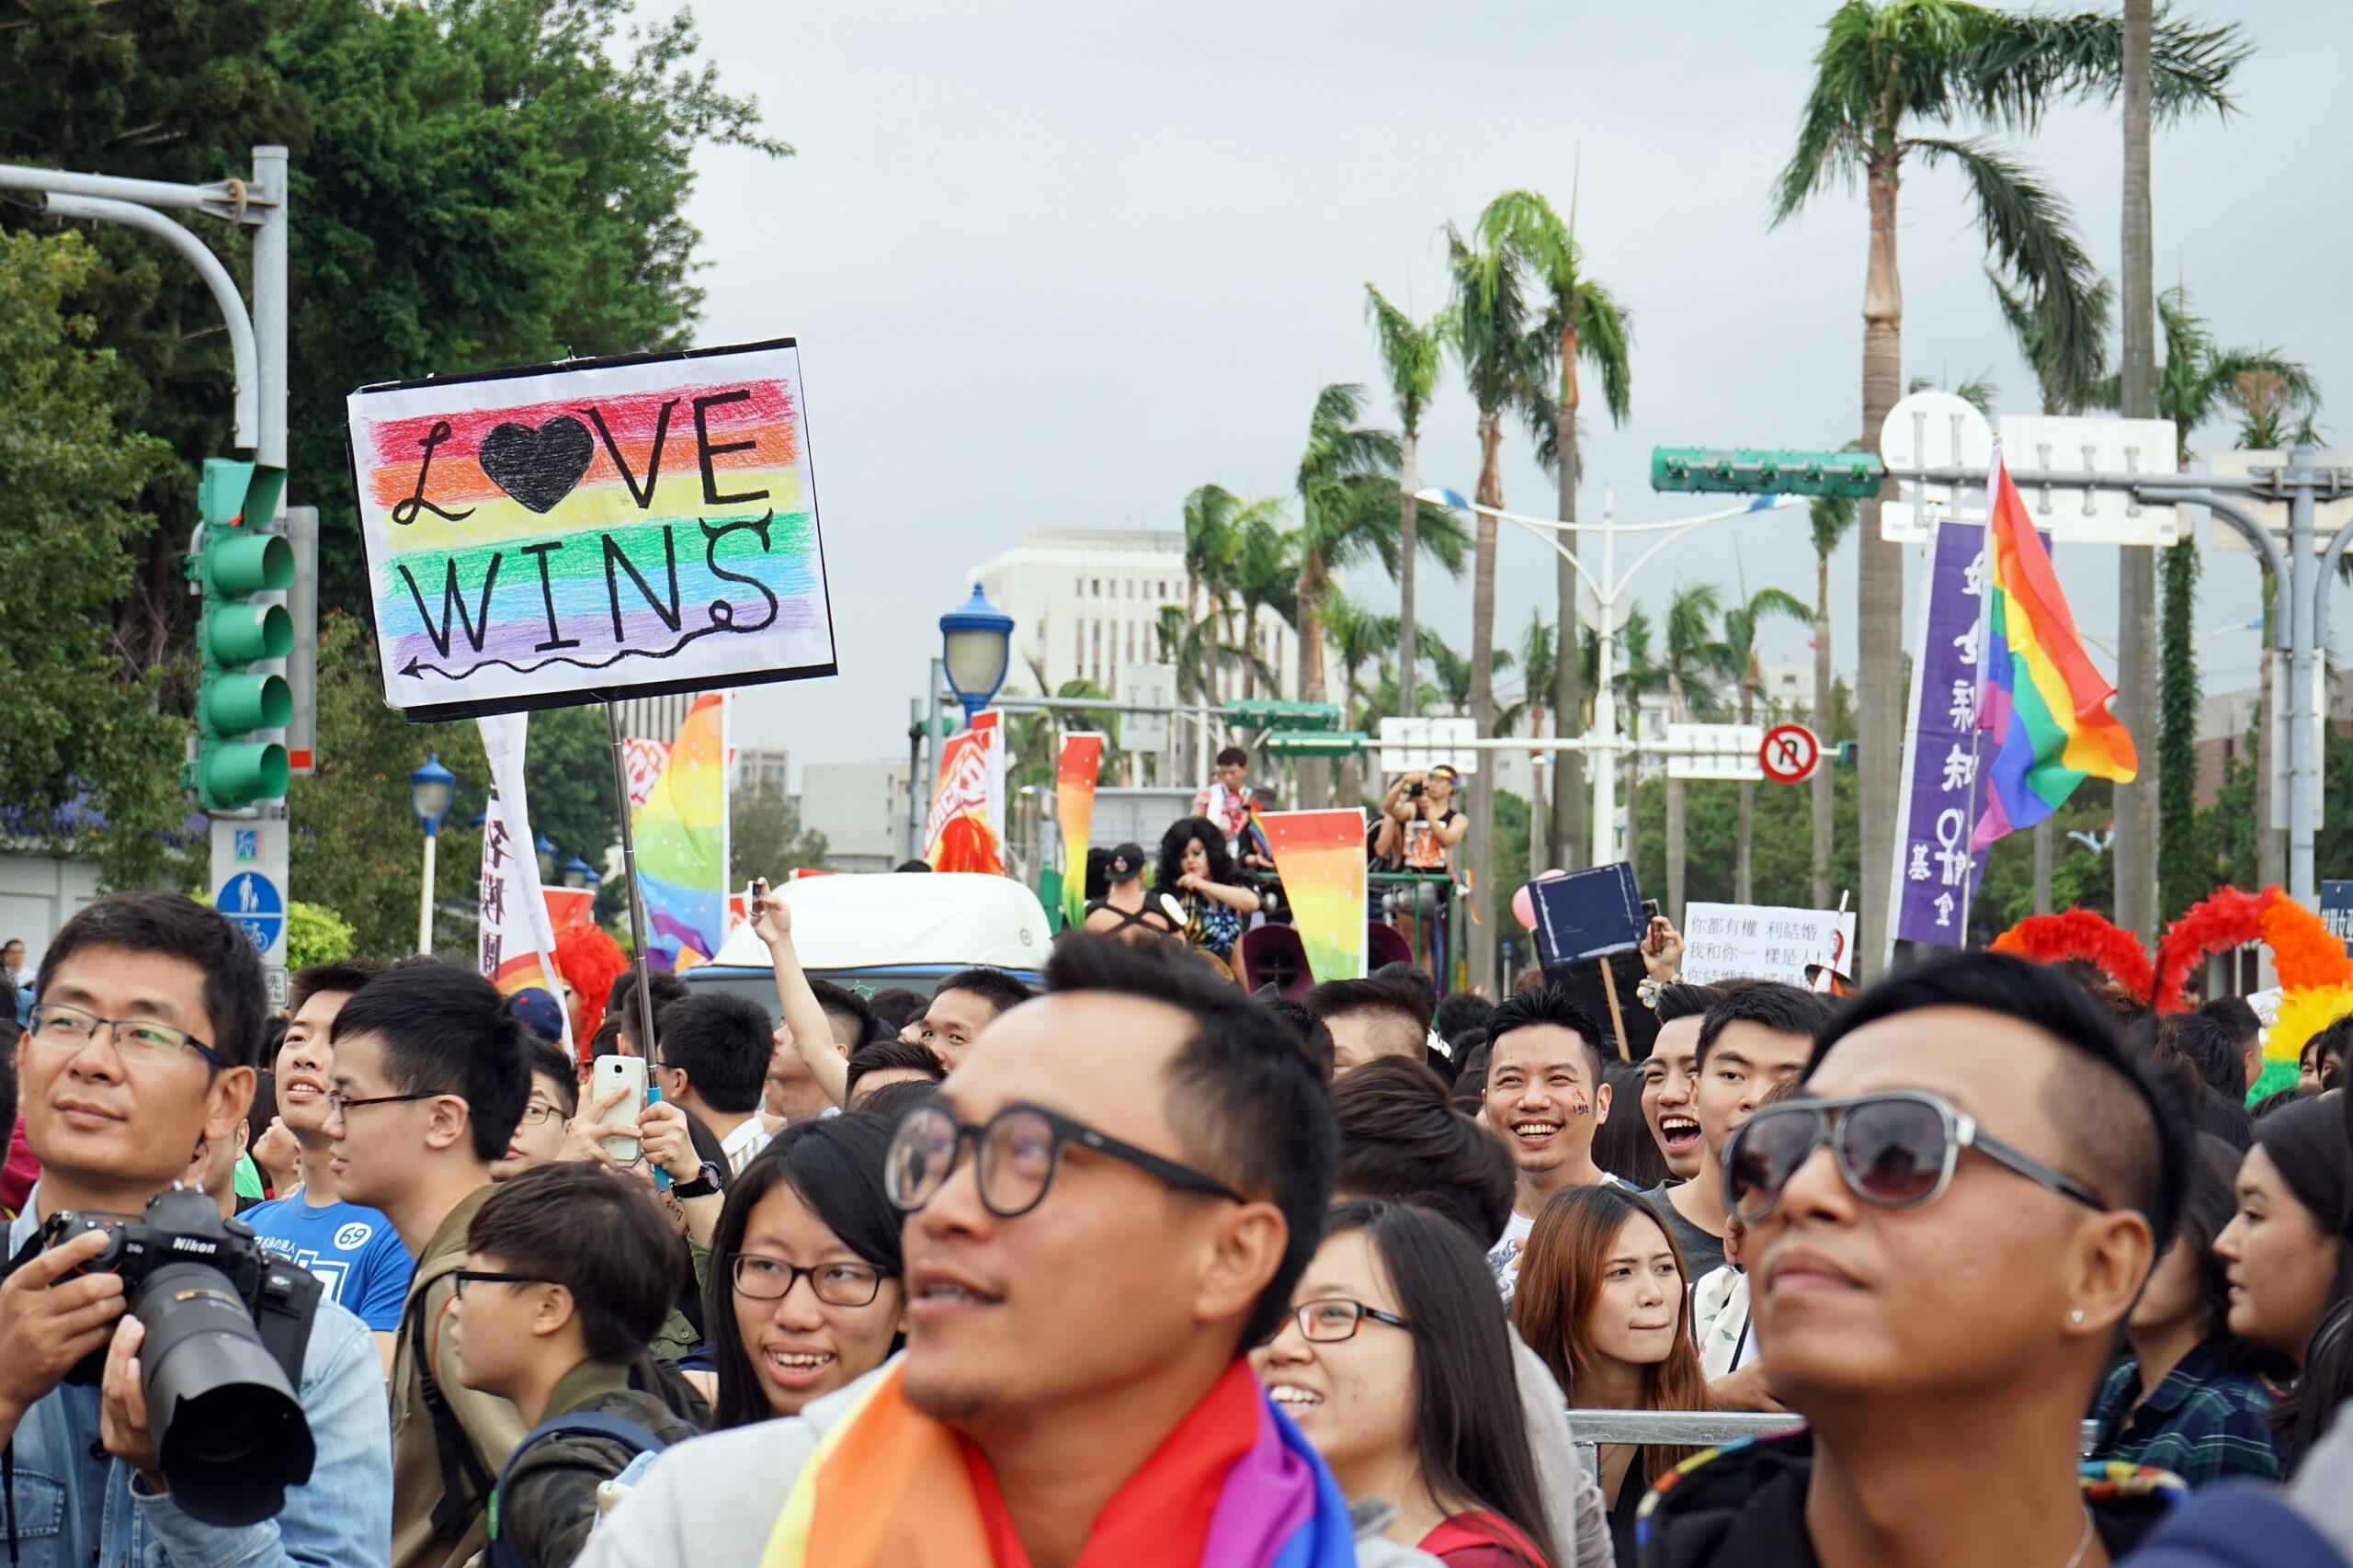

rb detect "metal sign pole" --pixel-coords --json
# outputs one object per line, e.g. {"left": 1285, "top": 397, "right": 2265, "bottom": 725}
{"left": 607, "top": 700, "right": 660, "bottom": 1056}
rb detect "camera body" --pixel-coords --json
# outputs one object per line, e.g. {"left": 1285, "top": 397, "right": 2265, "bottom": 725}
{"left": 39, "top": 1186, "right": 322, "bottom": 1526}
{"left": 1404, "top": 780, "right": 1426, "bottom": 799}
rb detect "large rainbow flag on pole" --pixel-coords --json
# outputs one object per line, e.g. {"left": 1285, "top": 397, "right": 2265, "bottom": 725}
{"left": 633, "top": 691, "right": 731, "bottom": 970}
{"left": 1970, "top": 446, "right": 2138, "bottom": 849}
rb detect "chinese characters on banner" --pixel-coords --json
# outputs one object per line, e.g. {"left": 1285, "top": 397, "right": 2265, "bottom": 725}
{"left": 476, "top": 714, "right": 571, "bottom": 1047}
{"left": 926, "top": 711, "right": 1006, "bottom": 873}
{"left": 1891, "top": 519, "right": 1995, "bottom": 951}
{"left": 1681, "top": 902, "right": 1857, "bottom": 991}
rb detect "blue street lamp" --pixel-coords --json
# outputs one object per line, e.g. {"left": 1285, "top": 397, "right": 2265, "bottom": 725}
{"left": 562, "top": 854, "right": 598, "bottom": 890}
{"left": 409, "top": 753, "right": 456, "bottom": 955}
{"left": 938, "top": 583, "right": 1015, "bottom": 725}
{"left": 535, "top": 832, "right": 557, "bottom": 885}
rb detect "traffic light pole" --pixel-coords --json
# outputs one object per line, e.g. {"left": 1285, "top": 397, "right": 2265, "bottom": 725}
{"left": 0, "top": 149, "right": 297, "bottom": 1003}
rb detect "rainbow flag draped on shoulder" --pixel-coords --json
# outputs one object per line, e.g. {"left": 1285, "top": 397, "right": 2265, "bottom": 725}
{"left": 1971, "top": 446, "right": 2138, "bottom": 849}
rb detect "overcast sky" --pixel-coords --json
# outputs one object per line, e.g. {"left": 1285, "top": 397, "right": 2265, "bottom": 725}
{"left": 670, "top": 0, "right": 2351, "bottom": 779}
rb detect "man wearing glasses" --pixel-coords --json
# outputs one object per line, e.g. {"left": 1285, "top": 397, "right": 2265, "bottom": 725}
{"left": 1635, "top": 951, "right": 2190, "bottom": 1568}
{"left": 326, "top": 960, "right": 533, "bottom": 1568}
{"left": 0, "top": 892, "right": 391, "bottom": 1565}
{"left": 581, "top": 937, "right": 1441, "bottom": 1566}
{"left": 244, "top": 959, "right": 414, "bottom": 1372}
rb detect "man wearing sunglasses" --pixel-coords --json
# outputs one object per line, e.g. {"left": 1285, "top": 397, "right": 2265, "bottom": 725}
{"left": 1637, "top": 951, "right": 2190, "bottom": 1568}
{"left": 327, "top": 961, "right": 534, "bottom": 1568}
{"left": 582, "top": 937, "right": 1441, "bottom": 1567}
{"left": 0, "top": 893, "right": 391, "bottom": 1565}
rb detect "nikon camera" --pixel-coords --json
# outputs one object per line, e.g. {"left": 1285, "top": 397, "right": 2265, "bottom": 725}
{"left": 40, "top": 1185, "right": 324, "bottom": 1527}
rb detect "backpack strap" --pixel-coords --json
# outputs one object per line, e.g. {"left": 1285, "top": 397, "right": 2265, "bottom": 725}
{"left": 488, "top": 1413, "right": 669, "bottom": 1568}
{"left": 406, "top": 1259, "right": 495, "bottom": 1541}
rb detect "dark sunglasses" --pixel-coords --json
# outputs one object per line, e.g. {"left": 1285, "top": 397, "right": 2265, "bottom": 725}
{"left": 886, "top": 1100, "right": 1246, "bottom": 1219}
{"left": 1722, "top": 1089, "right": 2107, "bottom": 1223}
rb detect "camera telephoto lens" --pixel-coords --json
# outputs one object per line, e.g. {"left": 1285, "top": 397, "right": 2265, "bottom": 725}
{"left": 133, "top": 1262, "right": 315, "bottom": 1527}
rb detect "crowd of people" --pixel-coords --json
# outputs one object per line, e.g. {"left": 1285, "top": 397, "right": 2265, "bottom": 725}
{"left": 12, "top": 869, "right": 2353, "bottom": 1567}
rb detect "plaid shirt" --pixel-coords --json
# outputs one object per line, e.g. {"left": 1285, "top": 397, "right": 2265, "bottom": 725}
{"left": 2091, "top": 1343, "right": 2281, "bottom": 1487}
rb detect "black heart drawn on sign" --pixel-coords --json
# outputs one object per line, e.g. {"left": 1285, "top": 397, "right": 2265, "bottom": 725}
{"left": 479, "top": 415, "right": 596, "bottom": 514}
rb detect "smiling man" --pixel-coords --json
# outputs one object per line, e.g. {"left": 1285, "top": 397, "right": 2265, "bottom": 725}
{"left": 243, "top": 960, "right": 412, "bottom": 1369}
{"left": 0, "top": 892, "right": 390, "bottom": 1565}
{"left": 1640, "top": 983, "right": 1722, "bottom": 1183}
{"left": 1479, "top": 983, "right": 1621, "bottom": 1299}
{"left": 581, "top": 937, "right": 1441, "bottom": 1567}
{"left": 1636, "top": 952, "right": 2190, "bottom": 1568}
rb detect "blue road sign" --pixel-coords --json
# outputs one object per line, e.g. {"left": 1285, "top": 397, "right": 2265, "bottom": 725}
{"left": 220, "top": 870, "right": 285, "bottom": 954}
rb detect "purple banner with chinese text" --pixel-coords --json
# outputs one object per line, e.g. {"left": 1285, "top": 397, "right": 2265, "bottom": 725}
{"left": 1891, "top": 521, "right": 1994, "bottom": 949}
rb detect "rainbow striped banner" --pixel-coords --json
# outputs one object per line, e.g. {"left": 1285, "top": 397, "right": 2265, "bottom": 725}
{"left": 346, "top": 340, "right": 834, "bottom": 721}
{"left": 1055, "top": 733, "right": 1105, "bottom": 930}
{"left": 633, "top": 691, "right": 731, "bottom": 971}
{"left": 1258, "top": 810, "right": 1368, "bottom": 983}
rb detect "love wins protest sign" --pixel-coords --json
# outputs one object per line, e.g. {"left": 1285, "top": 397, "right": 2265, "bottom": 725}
{"left": 346, "top": 340, "right": 834, "bottom": 721}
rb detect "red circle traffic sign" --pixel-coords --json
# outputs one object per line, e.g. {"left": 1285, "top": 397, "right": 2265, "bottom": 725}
{"left": 1759, "top": 722, "right": 1820, "bottom": 784}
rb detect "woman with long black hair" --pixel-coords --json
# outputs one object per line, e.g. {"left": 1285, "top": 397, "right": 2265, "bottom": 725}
{"left": 1255, "top": 1200, "right": 1553, "bottom": 1565}
{"left": 1156, "top": 816, "right": 1261, "bottom": 964}
{"left": 702, "top": 1114, "right": 905, "bottom": 1428}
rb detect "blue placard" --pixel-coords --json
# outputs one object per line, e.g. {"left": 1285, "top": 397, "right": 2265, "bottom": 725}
{"left": 2324, "top": 881, "right": 2353, "bottom": 953}
{"left": 219, "top": 871, "right": 285, "bottom": 954}
{"left": 1529, "top": 862, "right": 1648, "bottom": 970}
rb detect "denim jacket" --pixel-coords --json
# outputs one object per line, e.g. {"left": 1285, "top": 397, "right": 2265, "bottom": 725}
{"left": 0, "top": 1194, "right": 393, "bottom": 1568}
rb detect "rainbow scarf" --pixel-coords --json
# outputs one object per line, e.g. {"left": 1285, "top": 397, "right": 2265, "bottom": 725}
{"left": 758, "top": 1360, "right": 1356, "bottom": 1568}
{"left": 1971, "top": 449, "right": 2138, "bottom": 849}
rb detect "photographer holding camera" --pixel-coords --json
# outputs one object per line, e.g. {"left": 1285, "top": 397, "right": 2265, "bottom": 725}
{"left": 0, "top": 892, "right": 392, "bottom": 1566}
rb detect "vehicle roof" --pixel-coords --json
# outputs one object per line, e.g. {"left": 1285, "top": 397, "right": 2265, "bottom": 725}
{"left": 702, "top": 871, "right": 1051, "bottom": 973}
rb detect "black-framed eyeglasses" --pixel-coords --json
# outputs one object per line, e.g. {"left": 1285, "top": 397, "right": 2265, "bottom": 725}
{"left": 517, "top": 1102, "right": 563, "bottom": 1126}
{"left": 1722, "top": 1089, "right": 2108, "bottom": 1224}
{"left": 1279, "top": 1297, "right": 1414, "bottom": 1344}
{"left": 731, "top": 1254, "right": 892, "bottom": 1307}
{"left": 451, "top": 1269, "right": 557, "bottom": 1298}
{"left": 885, "top": 1100, "right": 1248, "bottom": 1219}
{"left": 326, "top": 1089, "right": 450, "bottom": 1119}
{"left": 27, "top": 1003, "right": 225, "bottom": 1070}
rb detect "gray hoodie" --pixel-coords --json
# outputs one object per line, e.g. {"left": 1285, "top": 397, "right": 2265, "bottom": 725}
{"left": 577, "top": 1369, "right": 1442, "bottom": 1568}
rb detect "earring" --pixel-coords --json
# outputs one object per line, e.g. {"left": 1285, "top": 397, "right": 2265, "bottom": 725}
{"left": 2069, "top": 1309, "right": 2086, "bottom": 1324}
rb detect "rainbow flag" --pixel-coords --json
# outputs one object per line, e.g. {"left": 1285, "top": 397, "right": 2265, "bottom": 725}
{"left": 632, "top": 691, "right": 730, "bottom": 970}
{"left": 1055, "top": 733, "right": 1105, "bottom": 931}
{"left": 1257, "top": 810, "right": 1369, "bottom": 983}
{"left": 1971, "top": 448, "right": 2137, "bottom": 849}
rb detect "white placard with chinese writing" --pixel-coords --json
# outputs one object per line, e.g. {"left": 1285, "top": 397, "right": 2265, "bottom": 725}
{"left": 1680, "top": 903, "right": 1857, "bottom": 991}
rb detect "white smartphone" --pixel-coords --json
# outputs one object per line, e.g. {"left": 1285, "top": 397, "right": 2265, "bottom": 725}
{"left": 591, "top": 1053, "right": 646, "bottom": 1163}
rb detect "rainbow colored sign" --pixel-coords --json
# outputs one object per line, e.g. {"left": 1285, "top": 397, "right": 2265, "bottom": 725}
{"left": 345, "top": 340, "right": 834, "bottom": 721}
{"left": 1257, "top": 809, "right": 1369, "bottom": 983}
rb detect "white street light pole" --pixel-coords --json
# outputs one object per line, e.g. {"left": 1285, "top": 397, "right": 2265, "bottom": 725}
{"left": 1417, "top": 487, "right": 1800, "bottom": 868}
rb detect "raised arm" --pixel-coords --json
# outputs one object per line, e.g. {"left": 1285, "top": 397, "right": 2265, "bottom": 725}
{"left": 753, "top": 881, "right": 848, "bottom": 1107}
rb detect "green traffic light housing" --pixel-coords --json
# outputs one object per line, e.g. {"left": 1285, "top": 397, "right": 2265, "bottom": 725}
{"left": 1651, "top": 447, "right": 1885, "bottom": 500}
{"left": 188, "top": 457, "right": 292, "bottom": 812}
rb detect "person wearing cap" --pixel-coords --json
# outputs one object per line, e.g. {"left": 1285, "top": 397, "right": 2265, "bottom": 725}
{"left": 1084, "top": 842, "right": 1183, "bottom": 946}
{"left": 506, "top": 984, "right": 568, "bottom": 1047}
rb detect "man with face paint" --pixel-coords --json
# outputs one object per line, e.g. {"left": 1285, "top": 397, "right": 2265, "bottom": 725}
{"left": 1478, "top": 983, "right": 1626, "bottom": 1298}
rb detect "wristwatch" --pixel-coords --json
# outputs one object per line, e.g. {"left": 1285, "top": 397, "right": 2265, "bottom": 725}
{"left": 673, "top": 1161, "right": 725, "bottom": 1199}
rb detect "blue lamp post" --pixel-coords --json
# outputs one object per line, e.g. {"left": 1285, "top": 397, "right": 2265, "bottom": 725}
{"left": 534, "top": 832, "right": 557, "bottom": 885}
{"left": 408, "top": 753, "right": 456, "bottom": 955}
{"left": 938, "top": 583, "right": 1015, "bottom": 726}
{"left": 561, "top": 853, "right": 597, "bottom": 890}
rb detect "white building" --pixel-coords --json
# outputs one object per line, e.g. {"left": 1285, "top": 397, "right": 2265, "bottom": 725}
{"left": 967, "top": 528, "right": 1294, "bottom": 701}
{"left": 799, "top": 760, "right": 913, "bottom": 874}
{"left": 734, "top": 746, "right": 790, "bottom": 799}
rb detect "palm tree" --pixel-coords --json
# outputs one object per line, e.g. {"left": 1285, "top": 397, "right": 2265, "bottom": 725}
{"left": 1769, "top": 0, "right": 2239, "bottom": 974}
{"left": 1478, "top": 189, "right": 1634, "bottom": 870}
{"left": 1612, "top": 607, "right": 1670, "bottom": 869}
{"left": 1496, "top": 608, "right": 1556, "bottom": 739}
{"left": 1992, "top": 263, "right": 2114, "bottom": 915}
{"left": 1723, "top": 585, "right": 1813, "bottom": 903}
{"left": 2101, "top": 285, "right": 2317, "bottom": 908}
{"left": 1227, "top": 507, "right": 1298, "bottom": 703}
{"left": 1004, "top": 656, "right": 1121, "bottom": 790}
{"left": 1445, "top": 221, "right": 1551, "bottom": 980}
{"left": 1418, "top": 629, "right": 1513, "bottom": 720}
{"left": 1322, "top": 587, "right": 1400, "bottom": 804}
{"left": 1293, "top": 384, "right": 1469, "bottom": 806}
{"left": 1662, "top": 584, "right": 1738, "bottom": 921}
{"left": 1364, "top": 286, "right": 1448, "bottom": 722}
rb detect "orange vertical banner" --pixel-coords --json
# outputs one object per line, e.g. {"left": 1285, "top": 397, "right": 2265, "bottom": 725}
{"left": 1055, "top": 733, "right": 1106, "bottom": 928}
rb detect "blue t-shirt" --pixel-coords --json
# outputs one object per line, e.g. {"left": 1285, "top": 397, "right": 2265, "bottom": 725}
{"left": 242, "top": 1192, "right": 415, "bottom": 1331}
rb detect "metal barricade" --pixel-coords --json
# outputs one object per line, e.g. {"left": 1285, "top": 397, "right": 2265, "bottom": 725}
{"left": 1563, "top": 1410, "right": 2103, "bottom": 1478}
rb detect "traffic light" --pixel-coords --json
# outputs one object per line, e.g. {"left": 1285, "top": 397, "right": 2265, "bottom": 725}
{"left": 188, "top": 458, "right": 292, "bottom": 811}
{"left": 1834, "top": 740, "right": 1859, "bottom": 770}
{"left": 1651, "top": 448, "right": 1885, "bottom": 499}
